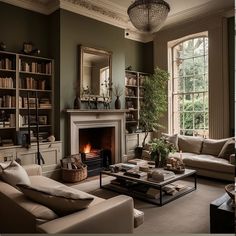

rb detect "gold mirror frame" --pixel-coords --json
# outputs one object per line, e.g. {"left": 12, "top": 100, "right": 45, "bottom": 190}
{"left": 79, "top": 45, "right": 112, "bottom": 100}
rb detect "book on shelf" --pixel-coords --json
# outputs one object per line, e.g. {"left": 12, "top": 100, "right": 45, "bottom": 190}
{"left": 0, "top": 58, "right": 13, "bottom": 70}
{"left": 0, "top": 77, "right": 14, "bottom": 88}
{"left": 0, "top": 95, "right": 16, "bottom": 107}
{"left": 20, "top": 60, "right": 52, "bottom": 74}
{"left": 162, "top": 184, "right": 178, "bottom": 195}
{"left": 146, "top": 188, "right": 163, "bottom": 199}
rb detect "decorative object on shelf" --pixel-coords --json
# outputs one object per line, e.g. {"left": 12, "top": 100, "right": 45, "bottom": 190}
{"left": 126, "top": 65, "right": 132, "bottom": 71}
{"left": 113, "top": 84, "right": 123, "bottom": 109}
{"left": 0, "top": 42, "right": 6, "bottom": 51}
{"left": 102, "top": 95, "right": 111, "bottom": 109}
{"left": 22, "top": 42, "right": 40, "bottom": 55}
{"left": 139, "top": 67, "right": 169, "bottom": 147}
{"left": 73, "top": 96, "right": 81, "bottom": 109}
{"left": 149, "top": 137, "right": 176, "bottom": 168}
{"left": 127, "top": 0, "right": 170, "bottom": 33}
{"left": 47, "top": 135, "right": 55, "bottom": 142}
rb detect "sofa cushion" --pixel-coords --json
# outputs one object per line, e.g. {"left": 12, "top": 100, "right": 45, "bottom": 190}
{"left": 178, "top": 135, "right": 203, "bottom": 154}
{"left": 0, "top": 180, "right": 58, "bottom": 224}
{"left": 29, "top": 175, "right": 105, "bottom": 207}
{"left": 218, "top": 138, "right": 235, "bottom": 160}
{"left": 0, "top": 161, "right": 31, "bottom": 188}
{"left": 161, "top": 133, "right": 179, "bottom": 151}
{"left": 201, "top": 138, "right": 229, "bottom": 156}
{"left": 17, "top": 183, "right": 95, "bottom": 216}
{"left": 183, "top": 154, "right": 234, "bottom": 174}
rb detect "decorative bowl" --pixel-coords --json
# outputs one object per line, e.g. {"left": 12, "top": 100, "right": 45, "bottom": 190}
{"left": 225, "top": 184, "right": 235, "bottom": 202}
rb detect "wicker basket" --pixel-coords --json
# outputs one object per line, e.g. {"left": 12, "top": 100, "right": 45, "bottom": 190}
{"left": 62, "top": 164, "right": 87, "bottom": 183}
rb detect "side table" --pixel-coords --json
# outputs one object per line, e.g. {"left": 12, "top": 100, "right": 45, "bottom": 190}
{"left": 210, "top": 193, "right": 235, "bottom": 233}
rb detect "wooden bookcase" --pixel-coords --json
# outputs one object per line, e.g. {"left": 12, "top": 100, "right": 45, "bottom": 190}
{"left": 125, "top": 70, "right": 149, "bottom": 133}
{"left": 125, "top": 70, "right": 152, "bottom": 156}
{"left": 0, "top": 50, "right": 54, "bottom": 146}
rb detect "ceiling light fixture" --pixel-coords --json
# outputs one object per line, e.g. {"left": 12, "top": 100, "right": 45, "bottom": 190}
{"left": 127, "top": 0, "right": 170, "bottom": 33}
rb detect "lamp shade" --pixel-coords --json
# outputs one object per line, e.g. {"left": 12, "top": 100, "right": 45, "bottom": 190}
{"left": 127, "top": 0, "right": 170, "bottom": 33}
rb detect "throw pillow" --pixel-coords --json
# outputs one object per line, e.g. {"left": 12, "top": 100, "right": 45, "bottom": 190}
{"left": 161, "top": 133, "right": 179, "bottom": 151}
{"left": 201, "top": 138, "right": 230, "bottom": 156}
{"left": 17, "top": 184, "right": 94, "bottom": 216}
{"left": 0, "top": 161, "right": 31, "bottom": 188}
{"left": 178, "top": 135, "right": 203, "bottom": 154}
{"left": 218, "top": 138, "right": 235, "bottom": 160}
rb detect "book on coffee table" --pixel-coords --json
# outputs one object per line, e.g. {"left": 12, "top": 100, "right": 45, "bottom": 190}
{"left": 124, "top": 169, "right": 147, "bottom": 179}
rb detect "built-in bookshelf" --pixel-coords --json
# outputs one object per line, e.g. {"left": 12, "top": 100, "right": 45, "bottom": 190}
{"left": 0, "top": 50, "right": 54, "bottom": 146}
{"left": 125, "top": 70, "right": 149, "bottom": 133}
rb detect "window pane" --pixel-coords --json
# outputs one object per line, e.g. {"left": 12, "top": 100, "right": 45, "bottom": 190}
{"left": 194, "top": 57, "right": 204, "bottom": 75}
{"left": 173, "top": 43, "right": 183, "bottom": 60}
{"left": 183, "top": 39, "right": 194, "bottom": 58}
{"left": 194, "top": 113, "right": 204, "bottom": 129}
{"left": 185, "top": 77, "right": 194, "bottom": 92}
{"left": 183, "top": 59, "right": 194, "bottom": 76}
{"left": 194, "top": 75, "right": 205, "bottom": 92}
{"left": 183, "top": 112, "right": 193, "bottom": 129}
{"left": 204, "top": 93, "right": 208, "bottom": 111}
{"left": 184, "top": 94, "right": 193, "bottom": 111}
{"left": 173, "top": 59, "right": 184, "bottom": 78}
{"left": 194, "top": 38, "right": 204, "bottom": 56}
{"left": 204, "top": 38, "right": 208, "bottom": 54}
{"left": 194, "top": 93, "right": 204, "bottom": 111}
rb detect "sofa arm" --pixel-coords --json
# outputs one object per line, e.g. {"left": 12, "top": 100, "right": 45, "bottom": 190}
{"left": 37, "top": 195, "right": 134, "bottom": 234}
{"left": 23, "top": 164, "right": 42, "bottom": 176}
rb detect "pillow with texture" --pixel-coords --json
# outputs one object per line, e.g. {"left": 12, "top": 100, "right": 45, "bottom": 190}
{"left": 0, "top": 161, "right": 31, "bottom": 188}
{"left": 178, "top": 135, "right": 203, "bottom": 154}
{"left": 161, "top": 133, "right": 179, "bottom": 151}
{"left": 201, "top": 138, "right": 230, "bottom": 156}
{"left": 218, "top": 138, "right": 235, "bottom": 159}
{"left": 17, "top": 184, "right": 94, "bottom": 216}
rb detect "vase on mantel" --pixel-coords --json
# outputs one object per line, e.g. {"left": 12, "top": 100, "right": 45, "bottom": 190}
{"left": 73, "top": 96, "right": 81, "bottom": 109}
{"left": 115, "top": 96, "right": 121, "bottom": 109}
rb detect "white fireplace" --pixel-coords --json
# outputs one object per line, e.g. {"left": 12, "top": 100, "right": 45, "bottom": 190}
{"left": 66, "top": 109, "right": 128, "bottom": 163}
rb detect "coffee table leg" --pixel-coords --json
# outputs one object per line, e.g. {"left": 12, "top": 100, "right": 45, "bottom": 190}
{"left": 194, "top": 172, "right": 197, "bottom": 189}
{"left": 160, "top": 186, "right": 163, "bottom": 206}
{"left": 100, "top": 172, "right": 102, "bottom": 188}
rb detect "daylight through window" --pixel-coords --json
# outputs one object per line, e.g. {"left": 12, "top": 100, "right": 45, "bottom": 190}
{"left": 170, "top": 36, "right": 209, "bottom": 137}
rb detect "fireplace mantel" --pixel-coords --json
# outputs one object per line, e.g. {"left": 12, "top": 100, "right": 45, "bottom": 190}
{"left": 65, "top": 109, "right": 129, "bottom": 114}
{"left": 66, "top": 109, "right": 128, "bottom": 163}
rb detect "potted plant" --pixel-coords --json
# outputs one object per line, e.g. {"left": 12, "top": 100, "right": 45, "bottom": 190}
{"left": 149, "top": 137, "right": 177, "bottom": 168}
{"left": 136, "top": 67, "right": 169, "bottom": 157}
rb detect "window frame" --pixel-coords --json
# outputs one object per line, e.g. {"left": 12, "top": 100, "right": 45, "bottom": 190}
{"left": 168, "top": 32, "right": 209, "bottom": 137}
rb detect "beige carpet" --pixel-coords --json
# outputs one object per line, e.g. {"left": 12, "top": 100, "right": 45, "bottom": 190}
{"left": 72, "top": 176, "right": 227, "bottom": 234}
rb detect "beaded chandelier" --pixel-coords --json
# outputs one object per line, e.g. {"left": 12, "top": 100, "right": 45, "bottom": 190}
{"left": 127, "top": 0, "right": 170, "bottom": 33}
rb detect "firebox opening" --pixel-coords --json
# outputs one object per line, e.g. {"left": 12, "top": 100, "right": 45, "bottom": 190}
{"left": 79, "top": 127, "right": 115, "bottom": 176}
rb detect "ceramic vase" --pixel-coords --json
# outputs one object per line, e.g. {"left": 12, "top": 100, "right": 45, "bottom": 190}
{"left": 115, "top": 96, "right": 121, "bottom": 109}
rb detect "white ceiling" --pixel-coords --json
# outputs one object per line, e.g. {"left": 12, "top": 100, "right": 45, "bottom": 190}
{"left": 1, "top": 0, "right": 234, "bottom": 42}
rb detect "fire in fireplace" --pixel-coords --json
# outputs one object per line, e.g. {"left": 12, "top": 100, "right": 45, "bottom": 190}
{"left": 79, "top": 127, "right": 115, "bottom": 176}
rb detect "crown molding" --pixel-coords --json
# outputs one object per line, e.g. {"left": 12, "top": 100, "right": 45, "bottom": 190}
{"left": 1, "top": 0, "right": 233, "bottom": 43}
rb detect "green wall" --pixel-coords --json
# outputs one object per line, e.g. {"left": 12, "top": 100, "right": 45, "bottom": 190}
{"left": 0, "top": 2, "right": 49, "bottom": 57}
{"left": 0, "top": 3, "right": 154, "bottom": 156}
{"left": 228, "top": 17, "right": 235, "bottom": 136}
{"left": 60, "top": 9, "right": 153, "bottom": 155}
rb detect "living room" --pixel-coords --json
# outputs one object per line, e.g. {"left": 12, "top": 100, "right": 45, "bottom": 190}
{"left": 0, "top": 0, "right": 235, "bottom": 234}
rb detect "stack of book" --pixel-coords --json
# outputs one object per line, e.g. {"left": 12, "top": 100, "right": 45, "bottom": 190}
{"left": 39, "top": 98, "right": 51, "bottom": 109}
{"left": 124, "top": 169, "right": 147, "bottom": 179}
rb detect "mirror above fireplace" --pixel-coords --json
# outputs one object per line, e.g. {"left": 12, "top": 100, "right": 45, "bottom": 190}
{"left": 79, "top": 45, "right": 112, "bottom": 100}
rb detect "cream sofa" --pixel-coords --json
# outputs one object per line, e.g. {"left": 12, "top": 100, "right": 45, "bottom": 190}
{"left": 168, "top": 135, "right": 235, "bottom": 181}
{"left": 0, "top": 164, "right": 135, "bottom": 234}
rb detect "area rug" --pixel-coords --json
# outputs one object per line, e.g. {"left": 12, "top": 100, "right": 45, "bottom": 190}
{"left": 72, "top": 176, "right": 226, "bottom": 234}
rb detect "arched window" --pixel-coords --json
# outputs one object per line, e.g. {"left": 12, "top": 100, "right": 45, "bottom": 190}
{"left": 169, "top": 34, "right": 209, "bottom": 137}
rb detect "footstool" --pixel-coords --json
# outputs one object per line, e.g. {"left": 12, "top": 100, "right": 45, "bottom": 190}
{"left": 134, "top": 208, "right": 144, "bottom": 228}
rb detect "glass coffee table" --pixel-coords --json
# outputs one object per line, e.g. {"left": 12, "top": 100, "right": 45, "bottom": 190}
{"left": 100, "top": 168, "right": 197, "bottom": 206}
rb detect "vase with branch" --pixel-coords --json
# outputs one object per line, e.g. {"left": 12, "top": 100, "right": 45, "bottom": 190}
{"left": 113, "top": 84, "right": 123, "bottom": 109}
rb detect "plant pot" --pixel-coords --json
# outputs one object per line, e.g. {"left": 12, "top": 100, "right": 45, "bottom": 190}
{"left": 135, "top": 146, "right": 143, "bottom": 158}
{"left": 115, "top": 96, "right": 121, "bottom": 109}
{"left": 152, "top": 151, "right": 168, "bottom": 168}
